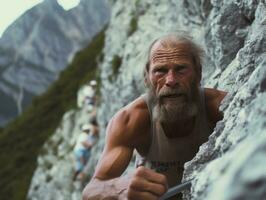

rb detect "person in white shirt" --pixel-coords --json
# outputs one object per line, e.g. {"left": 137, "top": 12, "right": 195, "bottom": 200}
{"left": 77, "top": 80, "right": 97, "bottom": 111}
{"left": 73, "top": 124, "right": 98, "bottom": 181}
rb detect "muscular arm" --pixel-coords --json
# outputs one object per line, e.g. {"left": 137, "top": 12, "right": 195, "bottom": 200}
{"left": 82, "top": 98, "right": 168, "bottom": 200}
{"left": 94, "top": 115, "right": 134, "bottom": 179}
{"left": 82, "top": 109, "right": 134, "bottom": 199}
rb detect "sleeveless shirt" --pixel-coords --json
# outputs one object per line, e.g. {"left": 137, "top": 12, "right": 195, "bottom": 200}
{"left": 136, "top": 88, "right": 211, "bottom": 187}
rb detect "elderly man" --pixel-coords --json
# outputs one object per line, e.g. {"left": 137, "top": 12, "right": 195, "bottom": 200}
{"left": 82, "top": 34, "right": 227, "bottom": 200}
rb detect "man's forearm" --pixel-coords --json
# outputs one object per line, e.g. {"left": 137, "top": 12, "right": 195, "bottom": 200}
{"left": 82, "top": 176, "right": 129, "bottom": 200}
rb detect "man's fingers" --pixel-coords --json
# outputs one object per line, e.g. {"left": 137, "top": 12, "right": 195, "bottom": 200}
{"left": 129, "top": 176, "right": 167, "bottom": 196}
{"left": 127, "top": 166, "right": 168, "bottom": 200}
{"left": 128, "top": 189, "right": 158, "bottom": 200}
{"left": 135, "top": 166, "right": 168, "bottom": 188}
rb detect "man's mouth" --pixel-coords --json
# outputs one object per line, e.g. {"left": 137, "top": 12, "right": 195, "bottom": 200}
{"left": 161, "top": 93, "right": 185, "bottom": 98}
{"left": 159, "top": 93, "right": 187, "bottom": 104}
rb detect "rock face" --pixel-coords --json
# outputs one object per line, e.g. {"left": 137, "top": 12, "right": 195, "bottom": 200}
{"left": 182, "top": 1, "right": 266, "bottom": 199}
{"left": 0, "top": 0, "right": 110, "bottom": 126}
{"left": 28, "top": 0, "right": 266, "bottom": 199}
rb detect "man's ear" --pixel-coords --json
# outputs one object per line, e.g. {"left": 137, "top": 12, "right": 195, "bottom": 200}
{"left": 194, "top": 66, "right": 202, "bottom": 85}
{"left": 144, "top": 74, "right": 148, "bottom": 87}
{"left": 144, "top": 62, "right": 150, "bottom": 88}
{"left": 196, "top": 75, "right": 201, "bottom": 85}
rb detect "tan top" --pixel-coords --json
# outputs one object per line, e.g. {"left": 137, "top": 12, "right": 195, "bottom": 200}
{"left": 136, "top": 89, "right": 211, "bottom": 187}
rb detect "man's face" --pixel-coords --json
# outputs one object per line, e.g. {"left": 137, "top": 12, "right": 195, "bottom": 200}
{"left": 146, "top": 41, "right": 200, "bottom": 123}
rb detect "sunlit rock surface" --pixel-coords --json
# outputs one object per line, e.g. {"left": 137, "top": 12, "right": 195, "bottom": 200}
{"left": 182, "top": 1, "right": 266, "bottom": 199}
{"left": 0, "top": 0, "right": 110, "bottom": 126}
{"left": 28, "top": 0, "right": 266, "bottom": 199}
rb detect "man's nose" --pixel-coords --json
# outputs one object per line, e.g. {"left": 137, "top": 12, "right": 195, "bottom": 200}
{"left": 165, "top": 71, "right": 178, "bottom": 87}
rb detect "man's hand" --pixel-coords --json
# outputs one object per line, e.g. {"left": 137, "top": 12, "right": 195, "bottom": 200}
{"left": 127, "top": 166, "right": 168, "bottom": 200}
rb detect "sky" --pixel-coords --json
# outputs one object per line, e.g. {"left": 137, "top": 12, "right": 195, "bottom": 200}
{"left": 0, "top": 0, "right": 80, "bottom": 37}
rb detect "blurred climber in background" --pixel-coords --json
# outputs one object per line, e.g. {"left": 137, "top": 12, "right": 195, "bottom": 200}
{"left": 73, "top": 123, "right": 98, "bottom": 181}
{"left": 84, "top": 80, "right": 97, "bottom": 109}
{"left": 78, "top": 117, "right": 100, "bottom": 183}
{"left": 77, "top": 80, "right": 98, "bottom": 112}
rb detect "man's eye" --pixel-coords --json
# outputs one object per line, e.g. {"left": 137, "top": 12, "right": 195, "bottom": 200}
{"left": 154, "top": 68, "right": 167, "bottom": 74}
{"left": 177, "top": 66, "right": 188, "bottom": 74}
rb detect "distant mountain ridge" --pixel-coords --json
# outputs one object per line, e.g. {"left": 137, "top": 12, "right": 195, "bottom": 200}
{"left": 0, "top": 0, "right": 110, "bottom": 126}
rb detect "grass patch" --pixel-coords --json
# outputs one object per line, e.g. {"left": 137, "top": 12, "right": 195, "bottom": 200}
{"left": 128, "top": 16, "right": 138, "bottom": 36}
{"left": 0, "top": 29, "right": 106, "bottom": 200}
{"left": 108, "top": 55, "right": 122, "bottom": 81}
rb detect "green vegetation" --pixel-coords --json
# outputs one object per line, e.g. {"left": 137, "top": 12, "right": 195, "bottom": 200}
{"left": 135, "top": 0, "right": 141, "bottom": 6}
{"left": 108, "top": 54, "right": 122, "bottom": 81}
{"left": 0, "top": 29, "right": 106, "bottom": 200}
{"left": 128, "top": 16, "right": 138, "bottom": 36}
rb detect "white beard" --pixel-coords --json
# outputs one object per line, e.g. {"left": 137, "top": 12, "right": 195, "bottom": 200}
{"left": 147, "top": 82, "right": 200, "bottom": 123}
{"left": 152, "top": 99, "right": 198, "bottom": 123}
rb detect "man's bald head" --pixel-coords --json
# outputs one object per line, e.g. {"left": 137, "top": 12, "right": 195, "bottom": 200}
{"left": 144, "top": 33, "right": 204, "bottom": 84}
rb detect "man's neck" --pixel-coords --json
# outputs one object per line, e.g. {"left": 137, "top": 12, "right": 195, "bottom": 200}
{"left": 161, "top": 117, "right": 196, "bottom": 138}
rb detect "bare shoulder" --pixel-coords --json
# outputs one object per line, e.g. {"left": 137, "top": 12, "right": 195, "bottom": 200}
{"left": 204, "top": 88, "right": 227, "bottom": 105}
{"left": 204, "top": 88, "right": 227, "bottom": 124}
{"left": 107, "top": 96, "right": 150, "bottom": 147}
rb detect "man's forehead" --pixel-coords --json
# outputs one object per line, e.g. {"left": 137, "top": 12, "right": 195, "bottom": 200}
{"left": 150, "top": 39, "right": 192, "bottom": 55}
{"left": 149, "top": 40, "right": 193, "bottom": 65}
